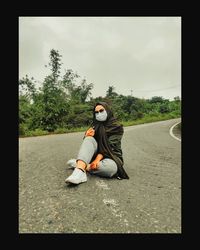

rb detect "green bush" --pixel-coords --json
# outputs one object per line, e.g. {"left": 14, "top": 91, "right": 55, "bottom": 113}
{"left": 54, "top": 128, "right": 68, "bottom": 134}
{"left": 25, "top": 129, "right": 49, "bottom": 137}
{"left": 19, "top": 123, "right": 28, "bottom": 136}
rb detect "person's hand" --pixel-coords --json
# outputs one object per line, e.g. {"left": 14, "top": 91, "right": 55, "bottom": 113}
{"left": 85, "top": 127, "right": 95, "bottom": 137}
{"left": 90, "top": 160, "right": 100, "bottom": 170}
{"left": 86, "top": 154, "right": 103, "bottom": 171}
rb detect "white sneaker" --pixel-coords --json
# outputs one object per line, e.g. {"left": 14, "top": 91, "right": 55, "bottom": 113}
{"left": 67, "top": 159, "right": 77, "bottom": 169}
{"left": 65, "top": 168, "right": 87, "bottom": 184}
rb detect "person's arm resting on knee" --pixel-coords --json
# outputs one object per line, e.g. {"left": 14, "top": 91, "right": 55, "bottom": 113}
{"left": 89, "top": 153, "right": 103, "bottom": 170}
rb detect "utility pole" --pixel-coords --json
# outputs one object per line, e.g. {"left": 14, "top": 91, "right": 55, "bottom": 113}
{"left": 130, "top": 90, "right": 133, "bottom": 96}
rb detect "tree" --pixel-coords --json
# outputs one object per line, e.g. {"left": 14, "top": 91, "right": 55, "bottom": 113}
{"left": 61, "top": 69, "right": 79, "bottom": 95}
{"left": 79, "top": 78, "right": 93, "bottom": 103}
{"left": 106, "top": 85, "right": 118, "bottom": 99}
{"left": 19, "top": 75, "right": 38, "bottom": 134}
{"left": 66, "top": 103, "right": 93, "bottom": 128}
{"left": 40, "top": 50, "right": 68, "bottom": 131}
{"left": 19, "top": 95, "right": 32, "bottom": 124}
{"left": 62, "top": 70, "right": 93, "bottom": 103}
{"left": 48, "top": 49, "right": 62, "bottom": 82}
{"left": 19, "top": 75, "right": 37, "bottom": 101}
{"left": 40, "top": 75, "right": 69, "bottom": 131}
{"left": 149, "top": 96, "right": 164, "bottom": 104}
{"left": 159, "top": 103, "right": 170, "bottom": 113}
{"left": 120, "top": 95, "right": 138, "bottom": 114}
{"left": 174, "top": 96, "right": 181, "bottom": 102}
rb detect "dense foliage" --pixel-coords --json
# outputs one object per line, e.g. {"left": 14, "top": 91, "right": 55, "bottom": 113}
{"left": 19, "top": 49, "right": 181, "bottom": 136}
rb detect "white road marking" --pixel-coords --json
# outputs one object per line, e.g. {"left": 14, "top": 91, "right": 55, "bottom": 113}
{"left": 95, "top": 180, "right": 110, "bottom": 190}
{"left": 169, "top": 121, "right": 181, "bottom": 142}
{"left": 95, "top": 181, "right": 130, "bottom": 230}
{"left": 103, "top": 198, "right": 118, "bottom": 206}
{"left": 103, "top": 198, "right": 124, "bottom": 219}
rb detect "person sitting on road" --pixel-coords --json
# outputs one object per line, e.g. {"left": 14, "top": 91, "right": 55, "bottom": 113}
{"left": 65, "top": 101, "right": 129, "bottom": 185}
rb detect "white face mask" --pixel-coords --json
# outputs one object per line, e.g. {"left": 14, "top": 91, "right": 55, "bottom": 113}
{"left": 95, "top": 109, "right": 108, "bottom": 122}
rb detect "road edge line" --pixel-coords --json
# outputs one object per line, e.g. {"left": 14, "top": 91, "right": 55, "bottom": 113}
{"left": 169, "top": 121, "right": 181, "bottom": 142}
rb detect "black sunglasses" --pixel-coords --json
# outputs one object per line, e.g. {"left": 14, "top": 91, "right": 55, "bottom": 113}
{"left": 94, "top": 109, "right": 105, "bottom": 114}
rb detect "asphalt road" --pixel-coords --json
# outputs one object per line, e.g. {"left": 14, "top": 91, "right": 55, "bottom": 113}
{"left": 19, "top": 118, "right": 181, "bottom": 233}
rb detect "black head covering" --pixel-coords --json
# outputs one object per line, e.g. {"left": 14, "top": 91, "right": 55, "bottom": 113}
{"left": 92, "top": 101, "right": 123, "bottom": 136}
{"left": 91, "top": 102, "right": 129, "bottom": 179}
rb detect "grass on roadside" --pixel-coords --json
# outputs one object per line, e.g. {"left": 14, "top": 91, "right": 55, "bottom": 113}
{"left": 121, "top": 113, "right": 180, "bottom": 127}
{"left": 19, "top": 113, "right": 181, "bottom": 138}
{"left": 19, "top": 126, "right": 89, "bottom": 138}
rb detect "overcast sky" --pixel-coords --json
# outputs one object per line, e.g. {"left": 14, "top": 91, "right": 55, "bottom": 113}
{"left": 19, "top": 16, "right": 181, "bottom": 100}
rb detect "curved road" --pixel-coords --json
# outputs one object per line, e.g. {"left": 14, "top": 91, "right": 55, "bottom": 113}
{"left": 19, "top": 118, "right": 181, "bottom": 233}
